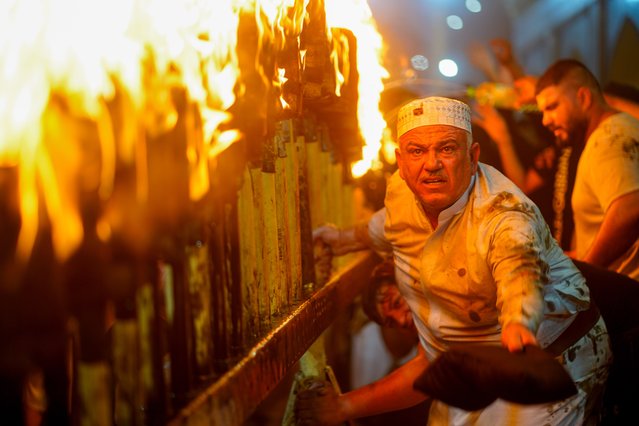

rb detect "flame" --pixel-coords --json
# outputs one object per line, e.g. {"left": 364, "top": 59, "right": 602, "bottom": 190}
{"left": 251, "top": 0, "right": 308, "bottom": 115}
{"left": 328, "top": 31, "right": 349, "bottom": 97}
{"left": 1, "top": 0, "right": 130, "bottom": 261}
{"left": 174, "top": 0, "right": 243, "bottom": 201}
{"left": 0, "top": 0, "right": 244, "bottom": 261}
{"left": 380, "top": 127, "right": 398, "bottom": 165}
{"left": 324, "top": 0, "right": 388, "bottom": 178}
{"left": 275, "top": 68, "right": 291, "bottom": 109}
{"left": 1, "top": 0, "right": 384, "bottom": 264}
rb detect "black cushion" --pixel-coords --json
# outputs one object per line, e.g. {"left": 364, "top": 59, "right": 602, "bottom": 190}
{"left": 572, "top": 260, "right": 639, "bottom": 423}
{"left": 572, "top": 259, "right": 639, "bottom": 336}
{"left": 413, "top": 344, "right": 577, "bottom": 411}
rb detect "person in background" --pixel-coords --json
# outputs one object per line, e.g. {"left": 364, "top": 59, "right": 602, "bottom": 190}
{"left": 535, "top": 59, "right": 639, "bottom": 279}
{"left": 349, "top": 259, "right": 427, "bottom": 426}
{"left": 360, "top": 259, "right": 417, "bottom": 334}
{"left": 475, "top": 58, "right": 639, "bottom": 425}
{"left": 351, "top": 259, "right": 418, "bottom": 391}
{"left": 472, "top": 83, "right": 580, "bottom": 251}
{"left": 298, "top": 96, "right": 611, "bottom": 425}
{"left": 467, "top": 38, "right": 524, "bottom": 85}
{"left": 467, "top": 39, "right": 562, "bottom": 245}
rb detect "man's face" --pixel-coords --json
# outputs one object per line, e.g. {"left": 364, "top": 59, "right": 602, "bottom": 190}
{"left": 396, "top": 125, "right": 479, "bottom": 218}
{"left": 377, "top": 284, "right": 415, "bottom": 331}
{"left": 536, "top": 83, "right": 588, "bottom": 148}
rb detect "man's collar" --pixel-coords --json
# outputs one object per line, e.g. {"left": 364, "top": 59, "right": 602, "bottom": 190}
{"left": 437, "top": 173, "right": 476, "bottom": 227}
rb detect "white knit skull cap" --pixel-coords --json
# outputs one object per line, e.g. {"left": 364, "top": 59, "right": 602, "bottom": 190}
{"left": 397, "top": 96, "right": 472, "bottom": 137}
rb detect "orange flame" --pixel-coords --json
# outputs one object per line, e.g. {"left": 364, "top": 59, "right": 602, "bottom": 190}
{"left": 250, "top": 0, "right": 308, "bottom": 114}
{"left": 1, "top": 0, "right": 385, "bottom": 264}
{"left": 324, "top": 0, "right": 389, "bottom": 178}
{"left": 0, "top": 0, "right": 244, "bottom": 261}
{"left": 276, "top": 68, "right": 291, "bottom": 109}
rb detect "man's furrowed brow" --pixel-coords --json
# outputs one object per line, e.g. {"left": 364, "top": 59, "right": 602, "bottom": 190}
{"left": 405, "top": 140, "right": 425, "bottom": 148}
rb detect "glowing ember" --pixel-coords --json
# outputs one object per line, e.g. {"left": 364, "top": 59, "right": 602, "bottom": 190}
{"left": 324, "top": 0, "right": 388, "bottom": 178}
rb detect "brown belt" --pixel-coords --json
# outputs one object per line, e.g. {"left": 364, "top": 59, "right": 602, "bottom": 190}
{"left": 545, "top": 303, "right": 601, "bottom": 356}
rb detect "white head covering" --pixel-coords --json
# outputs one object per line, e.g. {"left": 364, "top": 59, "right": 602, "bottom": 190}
{"left": 397, "top": 96, "right": 472, "bottom": 137}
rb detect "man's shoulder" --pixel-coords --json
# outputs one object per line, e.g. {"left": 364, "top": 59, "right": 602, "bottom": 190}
{"left": 608, "top": 111, "right": 639, "bottom": 127}
{"left": 383, "top": 171, "right": 432, "bottom": 234}
{"left": 386, "top": 169, "right": 407, "bottom": 191}
{"left": 475, "top": 163, "right": 529, "bottom": 201}
{"left": 473, "top": 164, "right": 541, "bottom": 221}
{"left": 385, "top": 170, "right": 416, "bottom": 207}
{"left": 592, "top": 112, "right": 639, "bottom": 142}
{"left": 585, "top": 112, "right": 639, "bottom": 163}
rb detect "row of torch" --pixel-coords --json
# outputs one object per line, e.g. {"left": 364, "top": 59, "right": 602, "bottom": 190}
{"left": 105, "top": 116, "right": 357, "bottom": 425}
{"left": 0, "top": 0, "right": 385, "bottom": 424}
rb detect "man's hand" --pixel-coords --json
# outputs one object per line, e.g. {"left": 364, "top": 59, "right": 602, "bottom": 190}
{"left": 489, "top": 38, "right": 515, "bottom": 66}
{"left": 314, "top": 237, "right": 333, "bottom": 287}
{"left": 312, "top": 223, "right": 369, "bottom": 256}
{"left": 313, "top": 224, "right": 342, "bottom": 253}
{"left": 533, "top": 146, "right": 556, "bottom": 171}
{"left": 501, "top": 322, "right": 538, "bottom": 352}
{"left": 467, "top": 41, "right": 499, "bottom": 82}
{"left": 295, "top": 380, "right": 347, "bottom": 426}
{"left": 471, "top": 102, "right": 510, "bottom": 147}
{"left": 490, "top": 38, "right": 525, "bottom": 81}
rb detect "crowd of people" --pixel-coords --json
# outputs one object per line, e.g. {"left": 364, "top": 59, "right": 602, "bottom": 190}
{"left": 295, "top": 49, "right": 639, "bottom": 426}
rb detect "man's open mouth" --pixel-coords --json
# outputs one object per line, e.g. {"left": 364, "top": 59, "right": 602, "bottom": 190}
{"left": 423, "top": 178, "right": 446, "bottom": 184}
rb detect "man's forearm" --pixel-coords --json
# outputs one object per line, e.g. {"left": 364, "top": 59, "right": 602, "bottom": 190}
{"left": 348, "top": 222, "right": 374, "bottom": 250}
{"left": 339, "top": 347, "right": 430, "bottom": 420}
{"left": 494, "top": 135, "right": 527, "bottom": 189}
{"left": 314, "top": 222, "right": 371, "bottom": 256}
{"left": 583, "top": 191, "right": 639, "bottom": 268}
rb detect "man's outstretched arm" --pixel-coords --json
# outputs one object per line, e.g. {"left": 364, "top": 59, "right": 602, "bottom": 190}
{"left": 295, "top": 345, "right": 430, "bottom": 425}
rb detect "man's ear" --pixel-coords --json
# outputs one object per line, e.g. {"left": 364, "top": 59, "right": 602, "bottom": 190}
{"left": 395, "top": 147, "right": 405, "bottom": 179}
{"left": 470, "top": 141, "right": 480, "bottom": 174}
{"left": 577, "top": 86, "right": 593, "bottom": 111}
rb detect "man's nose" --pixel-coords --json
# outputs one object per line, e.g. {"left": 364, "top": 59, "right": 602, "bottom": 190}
{"left": 541, "top": 112, "right": 552, "bottom": 128}
{"left": 423, "top": 150, "right": 441, "bottom": 170}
